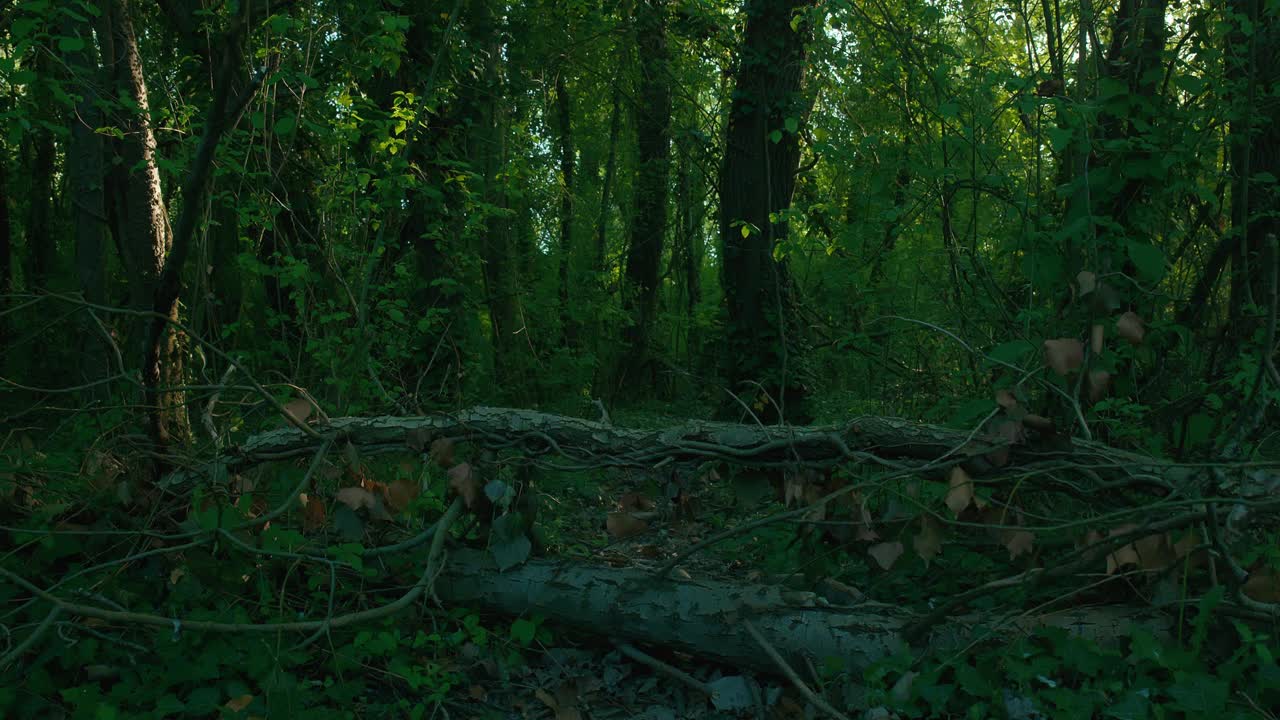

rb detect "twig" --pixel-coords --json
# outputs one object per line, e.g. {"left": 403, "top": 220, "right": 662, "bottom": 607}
{"left": 614, "top": 641, "right": 713, "bottom": 696}
{"left": 0, "top": 497, "right": 465, "bottom": 638}
{"left": 0, "top": 606, "right": 62, "bottom": 670}
{"left": 743, "top": 619, "right": 850, "bottom": 720}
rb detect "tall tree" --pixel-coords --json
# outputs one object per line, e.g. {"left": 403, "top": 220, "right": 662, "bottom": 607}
{"left": 62, "top": 12, "right": 109, "bottom": 398}
{"left": 618, "top": 0, "right": 673, "bottom": 392}
{"left": 98, "top": 0, "right": 191, "bottom": 446}
{"left": 462, "top": 0, "right": 522, "bottom": 390}
{"left": 1227, "top": 0, "right": 1280, "bottom": 322}
{"left": 555, "top": 67, "right": 577, "bottom": 341}
{"left": 23, "top": 51, "right": 57, "bottom": 290}
{"left": 719, "top": 0, "right": 817, "bottom": 423}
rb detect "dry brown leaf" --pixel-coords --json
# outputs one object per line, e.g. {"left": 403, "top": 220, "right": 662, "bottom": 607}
{"left": 1077, "top": 270, "right": 1097, "bottom": 296}
{"left": 1023, "top": 414, "right": 1053, "bottom": 432}
{"left": 1099, "top": 524, "right": 1142, "bottom": 574}
{"left": 335, "top": 487, "right": 379, "bottom": 512}
{"left": 855, "top": 500, "right": 879, "bottom": 541}
{"left": 302, "top": 495, "right": 327, "bottom": 532}
{"left": 282, "top": 398, "right": 312, "bottom": 425}
{"left": 430, "top": 437, "right": 456, "bottom": 468}
{"left": 535, "top": 684, "right": 582, "bottom": 720}
{"left": 447, "top": 462, "right": 482, "bottom": 508}
{"left": 1117, "top": 311, "right": 1145, "bottom": 346}
{"left": 783, "top": 471, "right": 805, "bottom": 507}
{"left": 913, "top": 516, "right": 943, "bottom": 565}
{"left": 386, "top": 478, "right": 420, "bottom": 513}
{"left": 468, "top": 685, "right": 488, "bottom": 702}
{"left": 618, "top": 492, "right": 655, "bottom": 513}
{"left": 1172, "top": 531, "right": 1199, "bottom": 560}
{"left": 606, "top": 512, "right": 648, "bottom": 538}
{"left": 1004, "top": 530, "right": 1034, "bottom": 560}
{"left": 1088, "top": 370, "right": 1111, "bottom": 402}
{"left": 995, "top": 389, "right": 1018, "bottom": 410}
{"left": 868, "top": 541, "right": 905, "bottom": 570}
{"left": 169, "top": 567, "right": 186, "bottom": 585}
{"left": 225, "top": 695, "right": 254, "bottom": 712}
{"left": 1090, "top": 323, "right": 1105, "bottom": 355}
{"left": 1044, "top": 338, "right": 1084, "bottom": 376}
{"left": 945, "top": 467, "right": 974, "bottom": 516}
{"left": 1243, "top": 566, "right": 1280, "bottom": 603}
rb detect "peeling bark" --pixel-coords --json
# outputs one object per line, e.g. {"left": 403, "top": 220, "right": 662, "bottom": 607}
{"left": 194, "top": 407, "right": 1192, "bottom": 490}
{"left": 431, "top": 549, "right": 1169, "bottom": 674}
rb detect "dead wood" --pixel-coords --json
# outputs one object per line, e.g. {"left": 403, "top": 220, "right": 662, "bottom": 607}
{"left": 184, "top": 406, "right": 1193, "bottom": 489}
{"left": 432, "top": 549, "right": 1170, "bottom": 676}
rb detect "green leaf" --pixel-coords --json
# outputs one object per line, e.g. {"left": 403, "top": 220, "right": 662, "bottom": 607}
{"left": 989, "top": 340, "right": 1035, "bottom": 365}
{"left": 1126, "top": 241, "right": 1166, "bottom": 282}
{"left": 510, "top": 618, "right": 537, "bottom": 646}
{"left": 939, "top": 101, "right": 959, "bottom": 118}
{"left": 333, "top": 505, "right": 364, "bottom": 542}
{"left": 769, "top": 129, "right": 783, "bottom": 144}
{"left": 12, "top": 18, "right": 38, "bottom": 39}
{"left": 1103, "top": 691, "right": 1150, "bottom": 720}
{"left": 57, "top": 35, "right": 86, "bottom": 52}
{"left": 273, "top": 116, "right": 297, "bottom": 135}
{"left": 1167, "top": 675, "right": 1227, "bottom": 715}
{"left": 1047, "top": 126, "right": 1073, "bottom": 152}
{"left": 784, "top": 116, "right": 798, "bottom": 133}
{"left": 490, "top": 514, "right": 532, "bottom": 570}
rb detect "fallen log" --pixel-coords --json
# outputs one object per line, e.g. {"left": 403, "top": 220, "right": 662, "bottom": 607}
{"left": 185, "top": 406, "right": 1192, "bottom": 487}
{"left": 432, "top": 549, "right": 1170, "bottom": 676}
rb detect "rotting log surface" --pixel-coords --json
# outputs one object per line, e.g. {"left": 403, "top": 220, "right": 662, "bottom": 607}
{"left": 433, "top": 549, "right": 1169, "bottom": 675}
{"left": 196, "top": 406, "right": 1188, "bottom": 485}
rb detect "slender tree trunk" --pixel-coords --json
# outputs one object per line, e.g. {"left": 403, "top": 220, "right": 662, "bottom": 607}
{"left": 719, "top": 0, "right": 817, "bottom": 424}
{"left": 555, "top": 69, "right": 577, "bottom": 343}
{"left": 100, "top": 0, "right": 191, "bottom": 448}
{"left": 595, "top": 78, "right": 622, "bottom": 275}
{"left": 64, "top": 13, "right": 110, "bottom": 400}
{"left": 618, "top": 0, "right": 673, "bottom": 392}
{"left": 0, "top": 141, "right": 10, "bottom": 349}
{"left": 24, "top": 52, "right": 57, "bottom": 290}
{"left": 462, "top": 0, "right": 520, "bottom": 390}
{"left": 1227, "top": 0, "right": 1279, "bottom": 321}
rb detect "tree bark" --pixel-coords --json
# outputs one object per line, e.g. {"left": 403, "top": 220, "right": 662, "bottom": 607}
{"left": 431, "top": 549, "right": 1170, "bottom": 677}
{"left": 618, "top": 0, "right": 673, "bottom": 393}
{"left": 63, "top": 12, "right": 110, "bottom": 400}
{"left": 204, "top": 407, "right": 1195, "bottom": 494}
{"left": 1227, "top": 0, "right": 1280, "bottom": 322}
{"left": 23, "top": 50, "right": 57, "bottom": 291}
{"left": 100, "top": 0, "right": 191, "bottom": 447}
{"left": 555, "top": 68, "right": 577, "bottom": 342}
{"left": 0, "top": 136, "right": 10, "bottom": 350}
{"left": 719, "top": 0, "right": 818, "bottom": 424}
{"left": 595, "top": 78, "right": 623, "bottom": 276}
{"left": 463, "top": 0, "right": 521, "bottom": 390}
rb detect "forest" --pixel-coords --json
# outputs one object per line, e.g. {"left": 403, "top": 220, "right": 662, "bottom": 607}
{"left": 1, "top": 0, "right": 1278, "bottom": 717}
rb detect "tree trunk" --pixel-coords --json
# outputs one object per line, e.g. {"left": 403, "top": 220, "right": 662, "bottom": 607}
{"left": 555, "top": 68, "right": 577, "bottom": 342}
{"left": 63, "top": 12, "right": 110, "bottom": 400}
{"left": 100, "top": 0, "right": 191, "bottom": 448}
{"left": 23, "top": 51, "right": 57, "bottom": 291}
{"left": 719, "top": 0, "right": 817, "bottom": 424}
{"left": 0, "top": 137, "right": 10, "bottom": 349}
{"left": 595, "top": 78, "right": 623, "bottom": 276}
{"left": 210, "top": 407, "right": 1197, "bottom": 492}
{"left": 1227, "top": 0, "right": 1280, "bottom": 321}
{"left": 464, "top": 0, "right": 520, "bottom": 390}
{"left": 431, "top": 549, "right": 1170, "bottom": 677}
{"left": 618, "top": 0, "right": 673, "bottom": 393}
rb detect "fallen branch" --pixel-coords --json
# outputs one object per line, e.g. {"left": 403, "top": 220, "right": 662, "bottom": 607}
{"left": 430, "top": 549, "right": 1170, "bottom": 676}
